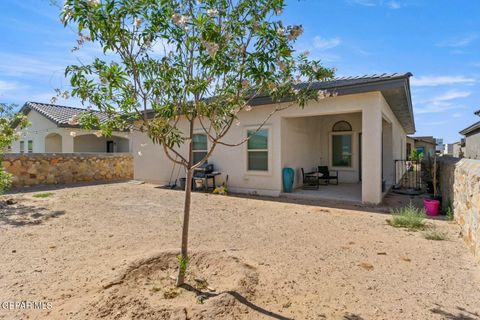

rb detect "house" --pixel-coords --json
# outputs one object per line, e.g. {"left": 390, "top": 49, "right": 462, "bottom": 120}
{"left": 407, "top": 136, "right": 436, "bottom": 158}
{"left": 133, "top": 73, "right": 415, "bottom": 204}
{"left": 459, "top": 109, "right": 480, "bottom": 160}
{"left": 10, "top": 102, "right": 132, "bottom": 154}
{"left": 452, "top": 140, "right": 465, "bottom": 158}
{"left": 435, "top": 138, "right": 444, "bottom": 155}
{"left": 444, "top": 143, "right": 454, "bottom": 156}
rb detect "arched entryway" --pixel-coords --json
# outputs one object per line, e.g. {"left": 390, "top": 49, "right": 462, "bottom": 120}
{"left": 45, "top": 133, "right": 62, "bottom": 153}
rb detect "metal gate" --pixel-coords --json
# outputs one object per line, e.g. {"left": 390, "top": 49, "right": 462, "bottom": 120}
{"left": 394, "top": 160, "right": 422, "bottom": 190}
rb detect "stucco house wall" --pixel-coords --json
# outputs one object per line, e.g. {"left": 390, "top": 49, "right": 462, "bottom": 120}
{"left": 465, "top": 130, "right": 480, "bottom": 160}
{"left": 133, "top": 91, "right": 409, "bottom": 203}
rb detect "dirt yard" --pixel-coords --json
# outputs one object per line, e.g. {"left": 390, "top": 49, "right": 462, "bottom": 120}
{"left": 1, "top": 182, "right": 479, "bottom": 320}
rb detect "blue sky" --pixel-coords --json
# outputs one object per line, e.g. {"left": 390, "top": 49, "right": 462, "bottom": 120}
{"left": 0, "top": 0, "right": 479, "bottom": 143}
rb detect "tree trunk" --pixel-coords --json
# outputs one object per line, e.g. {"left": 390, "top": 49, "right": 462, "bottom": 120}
{"left": 176, "top": 119, "right": 194, "bottom": 287}
{"left": 176, "top": 166, "right": 193, "bottom": 286}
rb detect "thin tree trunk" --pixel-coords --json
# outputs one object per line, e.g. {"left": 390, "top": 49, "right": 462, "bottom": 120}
{"left": 176, "top": 119, "right": 194, "bottom": 287}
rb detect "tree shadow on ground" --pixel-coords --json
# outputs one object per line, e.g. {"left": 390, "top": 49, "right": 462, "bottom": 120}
{"left": 343, "top": 313, "right": 364, "bottom": 320}
{"left": 430, "top": 304, "right": 480, "bottom": 320}
{"left": 0, "top": 202, "right": 65, "bottom": 227}
{"left": 180, "top": 283, "right": 292, "bottom": 320}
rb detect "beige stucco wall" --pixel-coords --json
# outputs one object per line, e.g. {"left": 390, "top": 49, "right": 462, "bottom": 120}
{"left": 133, "top": 91, "right": 408, "bottom": 203}
{"left": 11, "top": 109, "right": 132, "bottom": 153}
{"left": 465, "top": 131, "right": 480, "bottom": 160}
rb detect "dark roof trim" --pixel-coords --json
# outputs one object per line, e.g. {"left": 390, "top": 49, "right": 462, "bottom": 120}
{"left": 460, "top": 121, "right": 480, "bottom": 136}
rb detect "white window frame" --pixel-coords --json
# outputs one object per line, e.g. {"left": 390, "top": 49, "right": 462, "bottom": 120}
{"left": 192, "top": 132, "right": 208, "bottom": 164}
{"left": 329, "top": 131, "right": 356, "bottom": 171}
{"left": 245, "top": 126, "right": 272, "bottom": 176}
{"left": 20, "top": 141, "right": 25, "bottom": 154}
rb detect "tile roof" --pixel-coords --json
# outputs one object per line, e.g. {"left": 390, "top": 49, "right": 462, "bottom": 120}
{"left": 21, "top": 101, "right": 111, "bottom": 128}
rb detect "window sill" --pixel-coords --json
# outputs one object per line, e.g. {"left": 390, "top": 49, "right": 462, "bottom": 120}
{"left": 245, "top": 170, "right": 272, "bottom": 176}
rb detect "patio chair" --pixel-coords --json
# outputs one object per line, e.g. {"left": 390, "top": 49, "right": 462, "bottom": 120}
{"left": 301, "top": 168, "right": 319, "bottom": 190}
{"left": 317, "top": 166, "right": 338, "bottom": 185}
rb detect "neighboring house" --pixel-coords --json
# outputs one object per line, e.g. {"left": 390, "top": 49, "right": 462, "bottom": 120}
{"left": 407, "top": 136, "right": 436, "bottom": 158}
{"left": 444, "top": 143, "right": 454, "bottom": 156}
{"left": 133, "top": 73, "right": 415, "bottom": 204}
{"left": 452, "top": 140, "right": 465, "bottom": 158}
{"left": 459, "top": 109, "right": 480, "bottom": 160}
{"left": 435, "top": 138, "right": 444, "bottom": 154}
{"left": 10, "top": 102, "right": 132, "bottom": 154}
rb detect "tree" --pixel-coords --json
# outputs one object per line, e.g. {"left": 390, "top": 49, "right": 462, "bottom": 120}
{"left": 61, "top": 0, "right": 334, "bottom": 286}
{"left": 0, "top": 103, "right": 29, "bottom": 193}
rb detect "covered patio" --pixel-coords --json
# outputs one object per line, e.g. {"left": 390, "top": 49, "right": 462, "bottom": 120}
{"left": 279, "top": 103, "right": 401, "bottom": 204}
{"left": 281, "top": 183, "right": 362, "bottom": 203}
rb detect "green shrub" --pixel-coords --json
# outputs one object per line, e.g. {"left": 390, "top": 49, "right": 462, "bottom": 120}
{"left": 32, "top": 192, "right": 55, "bottom": 198}
{"left": 423, "top": 227, "right": 448, "bottom": 241}
{"left": 388, "top": 202, "right": 426, "bottom": 230}
{"left": 446, "top": 207, "right": 454, "bottom": 221}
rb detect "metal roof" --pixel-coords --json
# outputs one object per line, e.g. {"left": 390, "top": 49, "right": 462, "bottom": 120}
{"left": 249, "top": 72, "right": 415, "bottom": 134}
{"left": 460, "top": 121, "right": 480, "bottom": 136}
{"left": 19, "top": 101, "right": 111, "bottom": 128}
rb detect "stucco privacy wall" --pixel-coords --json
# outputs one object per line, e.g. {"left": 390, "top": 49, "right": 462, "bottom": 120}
{"left": 2, "top": 153, "right": 133, "bottom": 187}
{"left": 438, "top": 158, "right": 480, "bottom": 264}
{"left": 133, "top": 92, "right": 406, "bottom": 203}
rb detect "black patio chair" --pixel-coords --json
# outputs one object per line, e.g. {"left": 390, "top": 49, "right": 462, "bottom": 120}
{"left": 301, "top": 168, "right": 319, "bottom": 190}
{"left": 317, "top": 166, "right": 338, "bottom": 185}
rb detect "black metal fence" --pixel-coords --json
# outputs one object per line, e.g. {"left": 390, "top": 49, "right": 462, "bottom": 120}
{"left": 394, "top": 160, "right": 422, "bottom": 190}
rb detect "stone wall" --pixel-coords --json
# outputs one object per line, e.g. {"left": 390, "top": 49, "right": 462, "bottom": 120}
{"left": 439, "top": 158, "right": 480, "bottom": 264}
{"left": 2, "top": 153, "right": 133, "bottom": 187}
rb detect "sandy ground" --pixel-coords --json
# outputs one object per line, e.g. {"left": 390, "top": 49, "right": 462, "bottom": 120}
{"left": 0, "top": 182, "right": 479, "bottom": 320}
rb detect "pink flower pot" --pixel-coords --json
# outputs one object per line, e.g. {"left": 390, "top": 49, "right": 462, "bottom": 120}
{"left": 423, "top": 198, "right": 440, "bottom": 216}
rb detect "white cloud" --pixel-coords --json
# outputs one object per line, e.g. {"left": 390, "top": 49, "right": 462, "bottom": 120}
{"left": 0, "top": 80, "right": 24, "bottom": 92}
{"left": 349, "top": 0, "right": 403, "bottom": 9}
{"left": 313, "top": 36, "right": 342, "bottom": 50}
{"left": 387, "top": 1, "right": 401, "bottom": 9}
{"left": 437, "top": 34, "right": 478, "bottom": 48}
{"left": 411, "top": 75, "right": 476, "bottom": 87}
{"left": 414, "top": 90, "right": 471, "bottom": 115}
{"left": 0, "top": 53, "right": 67, "bottom": 78}
{"left": 432, "top": 90, "right": 471, "bottom": 104}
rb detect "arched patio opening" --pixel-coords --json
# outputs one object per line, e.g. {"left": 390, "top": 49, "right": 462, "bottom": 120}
{"left": 73, "top": 134, "right": 130, "bottom": 153}
{"left": 45, "top": 133, "right": 62, "bottom": 153}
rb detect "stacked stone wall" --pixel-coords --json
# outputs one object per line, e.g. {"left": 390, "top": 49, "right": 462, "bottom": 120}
{"left": 2, "top": 153, "right": 133, "bottom": 187}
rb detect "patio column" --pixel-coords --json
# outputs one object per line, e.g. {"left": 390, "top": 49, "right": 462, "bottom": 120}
{"left": 361, "top": 106, "right": 382, "bottom": 204}
{"left": 62, "top": 134, "right": 74, "bottom": 153}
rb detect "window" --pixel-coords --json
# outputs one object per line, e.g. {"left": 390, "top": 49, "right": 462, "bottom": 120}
{"left": 247, "top": 129, "right": 268, "bottom": 171}
{"left": 332, "top": 134, "right": 352, "bottom": 167}
{"left": 192, "top": 134, "right": 208, "bottom": 164}
{"left": 20, "top": 141, "right": 25, "bottom": 153}
{"left": 27, "top": 140, "right": 33, "bottom": 153}
{"left": 332, "top": 121, "right": 352, "bottom": 132}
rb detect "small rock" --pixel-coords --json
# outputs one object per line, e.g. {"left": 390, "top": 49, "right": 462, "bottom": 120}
{"left": 12, "top": 250, "right": 16, "bottom": 253}
{"left": 196, "top": 294, "right": 208, "bottom": 304}
{"left": 207, "top": 286, "right": 216, "bottom": 292}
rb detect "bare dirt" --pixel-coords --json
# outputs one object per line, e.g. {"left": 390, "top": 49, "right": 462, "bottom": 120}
{"left": 1, "top": 182, "right": 479, "bottom": 320}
